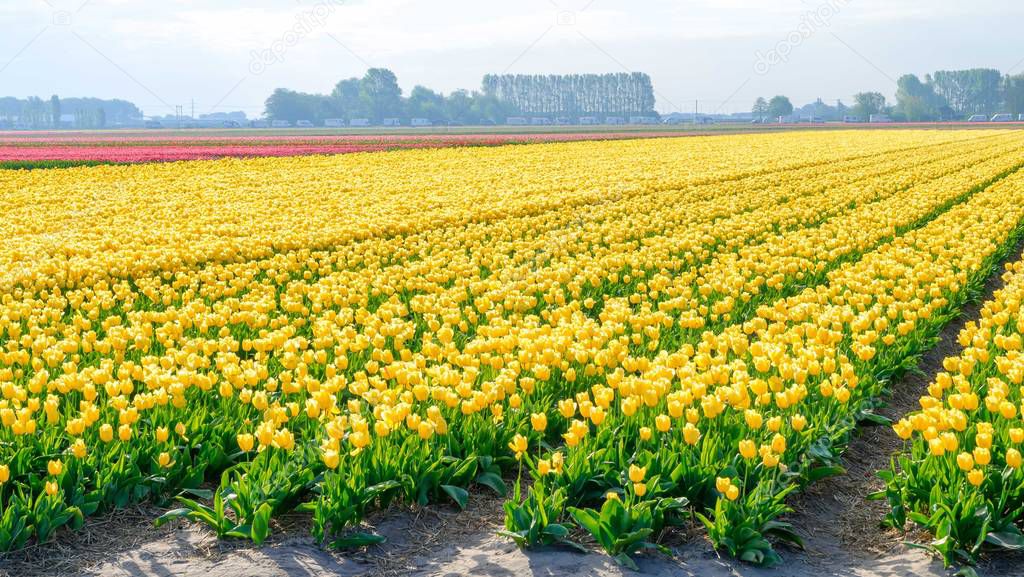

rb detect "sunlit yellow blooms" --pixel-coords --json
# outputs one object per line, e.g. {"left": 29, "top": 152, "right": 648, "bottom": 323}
{"left": 739, "top": 440, "right": 757, "bottom": 460}
{"left": 551, "top": 452, "right": 564, "bottom": 474}
{"left": 1011, "top": 428, "right": 1024, "bottom": 444}
{"left": 655, "top": 414, "right": 671, "bottom": 433}
{"left": 45, "top": 480, "right": 59, "bottom": 496}
{"left": 322, "top": 449, "right": 340, "bottom": 469}
{"left": 683, "top": 423, "right": 701, "bottom": 445}
{"left": 968, "top": 469, "right": 984, "bottom": 487}
{"left": 716, "top": 477, "right": 731, "bottom": 494}
{"left": 509, "top": 434, "right": 527, "bottom": 459}
{"left": 237, "top": 433, "right": 255, "bottom": 453}
{"left": 558, "top": 399, "right": 576, "bottom": 419}
{"left": 1007, "top": 448, "right": 1022, "bottom": 469}
{"left": 273, "top": 428, "right": 295, "bottom": 451}
{"left": 417, "top": 421, "right": 434, "bottom": 440}
{"left": 957, "top": 452, "right": 975, "bottom": 471}
{"left": 47, "top": 460, "right": 63, "bottom": 476}
{"left": 158, "top": 452, "right": 174, "bottom": 468}
{"left": 629, "top": 465, "right": 646, "bottom": 483}
{"left": 0, "top": 465, "right": 8, "bottom": 484}
{"left": 973, "top": 447, "right": 991, "bottom": 466}
{"left": 1, "top": 130, "right": 1022, "bottom": 555}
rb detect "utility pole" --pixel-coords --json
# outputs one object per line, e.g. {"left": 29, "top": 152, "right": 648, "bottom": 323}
{"left": 694, "top": 99, "right": 698, "bottom": 124}
{"left": 191, "top": 99, "right": 195, "bottom": 120}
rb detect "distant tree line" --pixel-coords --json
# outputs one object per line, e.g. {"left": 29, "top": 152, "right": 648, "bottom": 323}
{"left": 265, "top": 68, "right": 518, "bottom": 125}
{"left": 753, "top": 68, "right": 1024, "bottom": 121}
{"left": 264, "top": 69, "right": 659, "bottom": 124}
{"left": 480, "top": 73, "right": 657, "bottom": 118}
{"left": 0, "top": 96, "right": 140, "bottom": 129}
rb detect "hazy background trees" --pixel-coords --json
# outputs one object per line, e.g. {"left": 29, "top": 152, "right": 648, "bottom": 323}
{"left": 264, "top": 70, "right": 658, "bottom": 124}
{"left": 265, "top": 68, "right": 519, "bottom": 125}
{"left": 766, "top": 95, "right": 793, "bottom": 118}
{"left": 479, "top": 73, "right": 657, "bottom": 118}
{"left": 0, "top": 96, "right": 138, "bottom": 128}
{"left": 853, "top": 92, "right": 887, "bottom": 118}
{"left": 4, "top": 65, "right": 1024, "bottom": 128}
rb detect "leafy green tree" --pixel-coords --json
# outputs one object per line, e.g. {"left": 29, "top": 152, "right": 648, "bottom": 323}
{"left": 895, "top": 74, "right": 945, "bottom": 121}
{"left": 265, "top": 88, "right": 333, "bottom": 123}
{"left": 407, "top": 86, "right": 445, "bottom": 122}
{"left": 359, "top": 68, "right": 402, "bottom": 122}
{"left": 767, "top": 95, "right": 793, "bottom": 119}
{"left": 444, "top": 90, "right": 473, "bottom": 124}
{"left": 1003, "top": 74, "right": 1024, "bottom": 116}
{"left": 931, "top": 68, "right": 1002, "bottom": 117}
{"left": 751, "top": 97, "right": 768, "bottom": 117}
{"left": 50, "top": 95, "right": 61, "bottom": 128}
{"left": 853, "top": 92, "right": 887, "bottom": 118}
{"left": 331, "top": 78, "right": 364, "bottom": 119}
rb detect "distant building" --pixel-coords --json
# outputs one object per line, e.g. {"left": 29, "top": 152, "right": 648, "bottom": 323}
{"left": 604, "top": 116, "right": 625, "bottom": 125}
{"left": 628, "top": 116, "right": 659, "bottom": 125}
{"left": 382, "top": 118, "right": 401, "bottom": 127}
{"left": 410, "top": 118, "right": 431, "bottom": 127}
{"left": 868, "top": 114, "right": 893, "bottom": 123}
{"left": 350, "top": 118, "right": 371, "bottom": 127}
{"left": 967, "top": 114, "right": 988, "bottom": 122}
{"left": 271, "top": 120, "right": 291, "bottom": 128}
{"left": 324, "top": 118, "right": 346, "bottom": 127}
{"left": 250, "top": 119, "right": 270, "bottom": 128}
{"left": 579, "top": 116, "right": 599, "bottom": 125}
{"left": 842, "top": 115, "right": 863, "bottom": 123}
{"left": 530, "top": 117, "right": 551, "bottom": 125}
{"left": 506, "top": 116, "right": 528, "bottom": 125}
{"left": 991, "top": 113, "right": 1014, "bottom": 122}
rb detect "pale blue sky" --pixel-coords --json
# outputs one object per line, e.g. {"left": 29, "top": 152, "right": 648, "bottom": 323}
{"left": 1, "top": 0, "right": 1021, "bottom": 116}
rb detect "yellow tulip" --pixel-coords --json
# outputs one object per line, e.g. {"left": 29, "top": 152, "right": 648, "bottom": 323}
{"left": 739, "top": 440, "right": 757, "bottom": 460}
{"left": 237, "top": 433, "right": 255, "bottom": 452}
{"left": 509, "top": 434, "right": 528, "bottom": 458}
{"left": 157, "top": 452, "right": 173, "bottom": 468}
{"left": 957, "top": 452, "right": 974, "bottom": 471}
{"left": 628, "top": 464, "right": 646, "bottom": 483}
{"left": 1007, "top": 448, "right": 1022, "bottom": 469}
{"left": 99, "top": 423, "right": 114, "bottom": 443}
{"left": 967, "top": 468, "right": 984, "bottom": 487}
{"left": 530, "top": 413, "right": 548, "bottom": 432}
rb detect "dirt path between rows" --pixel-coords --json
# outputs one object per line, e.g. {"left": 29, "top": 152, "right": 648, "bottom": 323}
{"left": 8, "top": 247, "right": 1024, "bottom": 577}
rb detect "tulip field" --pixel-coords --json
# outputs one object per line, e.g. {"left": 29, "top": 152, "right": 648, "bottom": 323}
{"left": 4, "top": 129, "right": 1024, "bottom": 570}
{"left": 0, "top": 129, "right": 708, "bottom": 168}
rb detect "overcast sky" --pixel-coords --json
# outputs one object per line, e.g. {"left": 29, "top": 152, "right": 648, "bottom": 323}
{"left": 1, "top": 0, "right": 1022, "bottom": 116}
